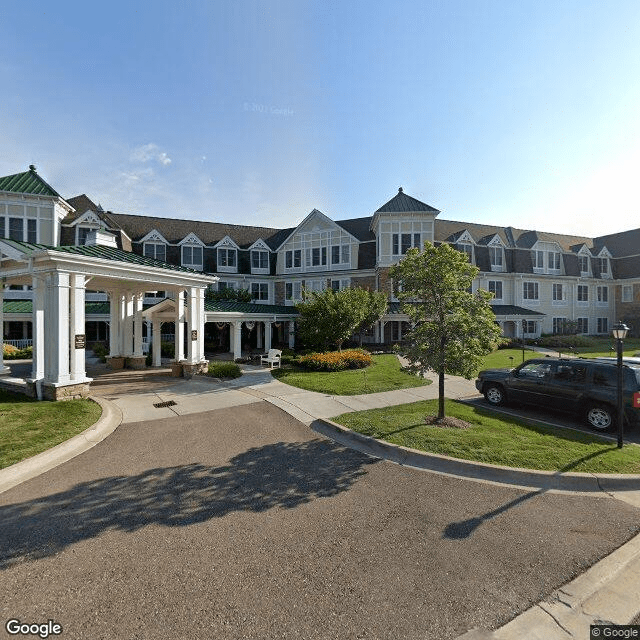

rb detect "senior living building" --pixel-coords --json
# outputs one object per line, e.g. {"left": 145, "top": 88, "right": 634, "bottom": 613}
{"left": 1, "top": 165, "right": 639, "bottom": 398}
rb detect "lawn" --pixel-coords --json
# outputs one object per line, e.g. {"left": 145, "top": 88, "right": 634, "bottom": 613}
{"left": 271, "top": 354, "right": 431, "bottom": 395}
{"left": 0, "top": 391, "right": 102, "bottom": 469}
{"left": 332, "top": 398, "right": 640, "bottom": 474}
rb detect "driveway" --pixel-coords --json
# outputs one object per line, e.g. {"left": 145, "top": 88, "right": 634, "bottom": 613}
{"left": 1, "top": 400, "right": 639, "bottom": 639}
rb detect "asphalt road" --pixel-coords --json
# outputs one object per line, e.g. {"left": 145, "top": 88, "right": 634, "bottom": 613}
{"left": 1, "top": 401, "right": 639, "bottom": 640}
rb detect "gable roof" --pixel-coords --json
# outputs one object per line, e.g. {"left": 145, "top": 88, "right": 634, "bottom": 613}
{"left": 375, "top": 188, "right": 440, "bottom": 214}
{"left": 0, "top": 166, "right": 60, "bottom": 197}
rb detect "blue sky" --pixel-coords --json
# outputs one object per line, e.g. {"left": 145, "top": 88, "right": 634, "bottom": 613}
{"left": 2, "top": 0, "right": 639, "bottom": 237}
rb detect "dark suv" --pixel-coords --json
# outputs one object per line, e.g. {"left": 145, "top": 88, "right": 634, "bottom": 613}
{"left": 475, "top": 357, "right": 640, "bottom": 431}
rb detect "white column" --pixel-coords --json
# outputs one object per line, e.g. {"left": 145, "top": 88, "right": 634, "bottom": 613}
{"left": 264, "top": 321, "right": 272, "bottom": 351}
{"left": 233, "top": 320, "right": 242, "bottom": 360}
{"left": 133, "top": 292, "right": 144, "bottom": 357}
{"left": 257, "top": 322, "right": 263, "bottom": 349}
{"left": 0, "top": 286, "right": 9, "bottom": 375}
{"left": 124, "top": 292, "right": 134, "bottom": 357}
{"left": 44, "top": 271, "right": 70, "bottom": 385}
{"left": 379, "top": 320, "right": 386, "bottom": 343}
{"left": 31, "top": 276, "right": 45, "bottom": 380}
{"left": 69, "top": 273, "right": 87, "bottom": 382}
{"left": 109, "top": 290, "right": 120, "bottom": 356}
{"left": 197, "top": 287, "right": 205, "bottom": 362}
{"left": 152, "top": 319, "right": 162, "bottom": 367}
{"left": 288, "top": 321, "right": 295, "bottom": 349}
{"left": 186, "top": 287, "right": 198, "bottom": 364}
{"left": 175, "top": 289, "right": 185, "bottom": 362}
{"left": 118, "top": 291, "right": 127, "bottom": 356}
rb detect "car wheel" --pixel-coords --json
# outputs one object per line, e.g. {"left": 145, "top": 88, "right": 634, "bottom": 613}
{"left": 484, "top": 384, "right": 505, "bottom": 406}
{"left": 585, "top": 404, "right": 615, "bottom": 431}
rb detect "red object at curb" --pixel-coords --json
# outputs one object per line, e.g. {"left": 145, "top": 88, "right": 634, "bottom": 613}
{"left": 633, "top": 392, "right": 640, "bottom": 408}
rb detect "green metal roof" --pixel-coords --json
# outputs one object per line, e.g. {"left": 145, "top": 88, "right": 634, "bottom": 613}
{"left": 375, "top": 188, "right": 439, "bottom": 214}
{"left": 0, "top": 166, "right": 60, "bottom": 197}
{"left": 4, "top": 300, "right": 112, "bottom": 315}
{"left": 0, "top": 238, "right": 207, "bottom": 275}
{"left": 205, "top": 300, "right": 298, "bottom": 315}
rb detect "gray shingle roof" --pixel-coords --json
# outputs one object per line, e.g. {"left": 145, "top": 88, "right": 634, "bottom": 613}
{"left": 490, "top": 305, "right": 545, "bottom": 317}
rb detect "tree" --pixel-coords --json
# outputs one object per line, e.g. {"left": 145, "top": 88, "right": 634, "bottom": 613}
{"left": 390, "top": 242, "right": 502, "bottom": 420}
{"left": 206, "top": 287, "right": 252, "bottom": 303}
{"left": 356, "top": 289, "right": 388, "bottom": 346}
{"left": 296, "top": 287, "right": 375, "bottom": 352}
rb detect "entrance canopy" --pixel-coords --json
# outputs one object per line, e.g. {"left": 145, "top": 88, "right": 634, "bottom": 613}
{"left": 0, "top": 239, "right": 218, "bottom": 399}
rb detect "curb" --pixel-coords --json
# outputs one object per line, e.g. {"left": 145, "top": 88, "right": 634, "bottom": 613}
{"left": 314, "top": 418, "right": 640, "bottom": 495}
{"left": 0, "top": 396, "right": 123, "bottom": 495}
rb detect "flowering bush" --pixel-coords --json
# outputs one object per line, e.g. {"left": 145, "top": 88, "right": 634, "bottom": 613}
{"left": 3, "top": 344, "right": 33, "bottom": 360}
{"left": 298, "top": 349, "right": 372, "bottom": 371}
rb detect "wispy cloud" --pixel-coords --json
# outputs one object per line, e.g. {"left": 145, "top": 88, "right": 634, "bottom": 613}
{"left": 130, "top": 143, "right": 172, "bottom": 166}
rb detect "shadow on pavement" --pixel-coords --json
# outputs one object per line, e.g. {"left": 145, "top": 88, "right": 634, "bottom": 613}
{"left": 0, "top": 439, "right": 377, "bottom": 570}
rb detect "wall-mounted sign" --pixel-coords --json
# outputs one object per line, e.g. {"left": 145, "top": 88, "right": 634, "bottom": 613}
{"left": 75, "top": 334, "right": 86, "bottom": 349}
{"left": 191, "top": 330, "right": 198, "bottom": 341}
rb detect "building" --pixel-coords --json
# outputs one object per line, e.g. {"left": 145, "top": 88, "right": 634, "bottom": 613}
{"left": 0, "top": 166, "right": 638, "bottom": 397}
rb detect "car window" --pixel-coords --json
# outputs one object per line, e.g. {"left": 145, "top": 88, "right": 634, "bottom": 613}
{"left": 554, "top": 363, "right": 587, "bottom": 383}
{"left": 592, "top": 366, "right": 617, "bottom": 387}
{"left": 516, "top": 362, "right": 553, "bottom": 378}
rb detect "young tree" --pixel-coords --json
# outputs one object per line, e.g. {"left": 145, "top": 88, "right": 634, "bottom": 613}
{"left": 356, "top": 289, "right": 388, "bottom": 346}
{"left": 390, "top": 242, "right": 501, "bottom": 420}
{"left": 296, "top": 286, "right": 374, "bottom": 351}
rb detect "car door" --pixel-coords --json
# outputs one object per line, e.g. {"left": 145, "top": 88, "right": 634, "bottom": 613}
{"left": 507, "top": 360, "right": 556, "bottom": 405}
{"left": 544, "top": 362, "right": 588, "bottom": 413}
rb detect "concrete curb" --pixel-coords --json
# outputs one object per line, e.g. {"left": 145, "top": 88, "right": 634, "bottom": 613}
{"left": 314, "top": 417, "right": 640, "bottom": 495}
{"left": 0, "top": 396, "right": 122, "bottom": 495}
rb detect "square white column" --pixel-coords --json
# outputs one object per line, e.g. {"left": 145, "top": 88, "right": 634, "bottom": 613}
{"left": 264, "top": 321, "right": 272, "bottom": 351}
{"left": 133, "top": 292, "right": 144, "bottom": 357}
{"left": 288, "top": 321, "right": 295, "bottom": 349}
{"left": 31, "top": 276, "right": 45, "bottom": 380}
{"left": 124, "top": 292, "right": 134, "bottom": 357}
{"left": 152, "top": 319, "right": 162, "bottom": 367}
{"left": 44, "top": 272, "right": 70, "bottom": 385}
{"left": 108, "top": 290, "right": 121, "bottom": 357}
{"left": 175, "top": 289, "right": 185, "bottom": 362}
{"left": 118, "top": 292, "right": 128, "bottom": 355}
{"left": 0, "top": 286, "right": 10, "bottom": 375}
{"left": 186, "top": 287, "right": 198, "bottom": 364}
{"left": 197, "top": 288, "right": 205, "bottom": 362}
{"left": 69, "top": 273, "right": 88, "bottom": 382}
{"left": 233, "top": 320, "right": 242, "bottom": 360}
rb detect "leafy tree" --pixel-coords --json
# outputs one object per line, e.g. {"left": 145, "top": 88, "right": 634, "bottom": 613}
{"left": 296, "top": 286, "right": 375, "bottom": 351}
{"left": 390, "top": 241, "right": 502, "bottom": 420}
{"left": 356, "top": 289, "right": 388, "bottom": 346}
{"left": 206, "top": 287, "right": 252, "bottom": 303}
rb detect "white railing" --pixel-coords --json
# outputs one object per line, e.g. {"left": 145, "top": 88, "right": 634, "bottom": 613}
{"left": 4, "top": 339, "right": 33, "bottom": 349}
{"left": 142, "top": 334, "right": 175, "bottom": 345}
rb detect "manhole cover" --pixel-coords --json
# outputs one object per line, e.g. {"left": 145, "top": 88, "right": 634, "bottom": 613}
{"left": 153, "top": 400, "right": 177, "bottom": 408}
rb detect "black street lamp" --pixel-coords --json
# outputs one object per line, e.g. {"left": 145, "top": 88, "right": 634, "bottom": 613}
{"left": 612, "top": 321, "right": 629, "bottom": 449}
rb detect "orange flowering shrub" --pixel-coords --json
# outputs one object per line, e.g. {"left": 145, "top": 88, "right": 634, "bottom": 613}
{"left": 299, "top": 349, "right": 372, "bottom": 371}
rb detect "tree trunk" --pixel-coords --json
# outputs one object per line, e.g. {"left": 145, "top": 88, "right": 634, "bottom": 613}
{"left": 438, "top": 333, "right": 446, "bottom": 419}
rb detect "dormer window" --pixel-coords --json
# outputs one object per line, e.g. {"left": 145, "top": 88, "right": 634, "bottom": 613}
{"left": 218, "top": 247, "right": 236, "bottom": 269}
{"left": 251, "top": 250, "right": 269, "bottom": 272}
{"left": 579, "top": 255, "right": 590, "bottom": 275}
{"left": 144, "top": 241, "right": 166, "bottom": 262}
{"left": 598, "top": 257, "right": 609, "bottom": 276}
{"left": 182, "top": 245, "right": 203, "bottom": 270}
{"left": 489, "top": 245, "right": 504, "bottom": 270}
{"left": 548, "top": 251, "right": 561, "bottom": 271}
{"left": 459, "top": 243, "right": 474, "bottom": 263}
{"left": 533, "top": 250, "right": 544, "bottom": 270}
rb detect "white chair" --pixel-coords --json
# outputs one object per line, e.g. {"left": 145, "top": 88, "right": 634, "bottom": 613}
{"left": 261, "top": 349, "right": 282, "bottom": 369}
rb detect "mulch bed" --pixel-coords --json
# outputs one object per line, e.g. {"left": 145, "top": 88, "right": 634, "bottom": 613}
{"left": 424, "top": 415, "right": 471, "bottom": 429}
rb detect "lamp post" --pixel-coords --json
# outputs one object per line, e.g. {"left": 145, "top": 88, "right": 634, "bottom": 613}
{"left": 612, "top": 321, "right": 629, "bottom": 449}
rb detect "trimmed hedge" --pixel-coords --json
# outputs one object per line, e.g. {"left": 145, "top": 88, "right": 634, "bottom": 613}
{"left": 208, "top": 361, "right": 242, "bottom": 379}
{"left": 3, "top": 344, "right": 33, "bottom": 360}
{"left": 298, "top": 349, "right": 373, "bottom": 372}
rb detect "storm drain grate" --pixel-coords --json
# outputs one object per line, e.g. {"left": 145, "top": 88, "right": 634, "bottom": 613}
{"left": 153, "top": 400, "right": 177, "bottom": 408}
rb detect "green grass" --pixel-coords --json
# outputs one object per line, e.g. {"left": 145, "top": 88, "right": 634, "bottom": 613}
{"left": 0, "top": 391, "right": 102, "bottom": 469}
{"left": 479, "top": 348, "right": 536, "bottom": 371}
{"left": 333, "top": 399, "right": 640, "bottom": 474}
{"left": 569, "top": 337, "right": 640, "bottom": 358}
{"left": 271, "top": 354, "right": 432, "bottom": 395}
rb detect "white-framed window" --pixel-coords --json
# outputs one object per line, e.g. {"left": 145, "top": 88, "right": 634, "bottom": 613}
{"left": 307, "top": 247, "right": 327, "bottom": 267}
{"left": 217, "top": 247, "right": 237, "bottom": 270}
{"left": 553, "top": 317, "right": 568, "bottom": 334}
{"left": 523, "top": 281, "right": 539, "bottom": 300}
{"left": 459, "top": 243, "right": 474, "bottom": 263}
{"left": 251, "top": 282, "right": 269, "bottom": 301}
{"left": 548, "top": 251, "right": 561, "bottom": 271}
{"left": 182, "top": 245, "right": 203, "bottom": 270}
{"left": 331, "top": 278, "right": 351, "bottom": 291}
{"left": 597, "top": 317, "right": 609, "bottom": 334}
{"left": 598, "top": 257, "right": 609, "bottom": 275}
{"left": 552, "top": 283, "right": 564, "bottom": 302}
{"left": 577, "top": 317, "right": 589, "bottom": 334}
{"left": 8, "top": 217, "right": 37, "bottom": 243}
{"left": 285, "top": 249, "right": 302, "bottom": 270}
{"left": 392, "top": 233, "right": 421, "bottom": 256}
{"left": 533, "top": 250, "right": 544, "bottom": 270}
{"left": 144, "top": 242, "right": 166, "bottom": 262}
{"left": 303, "top": 279, "right": 326, "bottom": 296}
{"left": 622, "top": 285, "right": 633, "bottom": 302}
{"left": 597, "top": 285, "right": 608, "bottom": 304}
{"left": 578, "top": 255, "right": 590, "bottom": 275}
{"left": 285, "top": 281, "right": 302, "bottom": 303}
{"left": 218, "top": 281, "right": 236, "bottom": 291}
{"left": 577, "top": 285, "right": 589, "bottom": 303}
{"left": 522, "top": 320, "right": 537, "bottom": 335}
{"left": 251, "top": 249, "right": 269, "bottom": 272}
{"left": 489, "top": 245, "right": 504, "bottom": 270}
{"left": 331, "top": 244, "right": 351, "bottom": 265}
{"left": 488, "top": 280, "right": 502, "bottom": 300}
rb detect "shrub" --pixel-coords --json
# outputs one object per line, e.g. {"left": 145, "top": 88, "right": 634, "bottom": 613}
{"left": 535, "top": 335, "right": 596, "bottom": 348}
{"left": 208, "top": 361, "right": 242, "bottom": 379}
{"left": 3, "top": 344, "right": 33, "bottom": 360}
{"left": 161, "top": 342, "right": 175, "bottom": 359}
{"left": 298, "top": 349, "right": 373, "bottom": 372}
